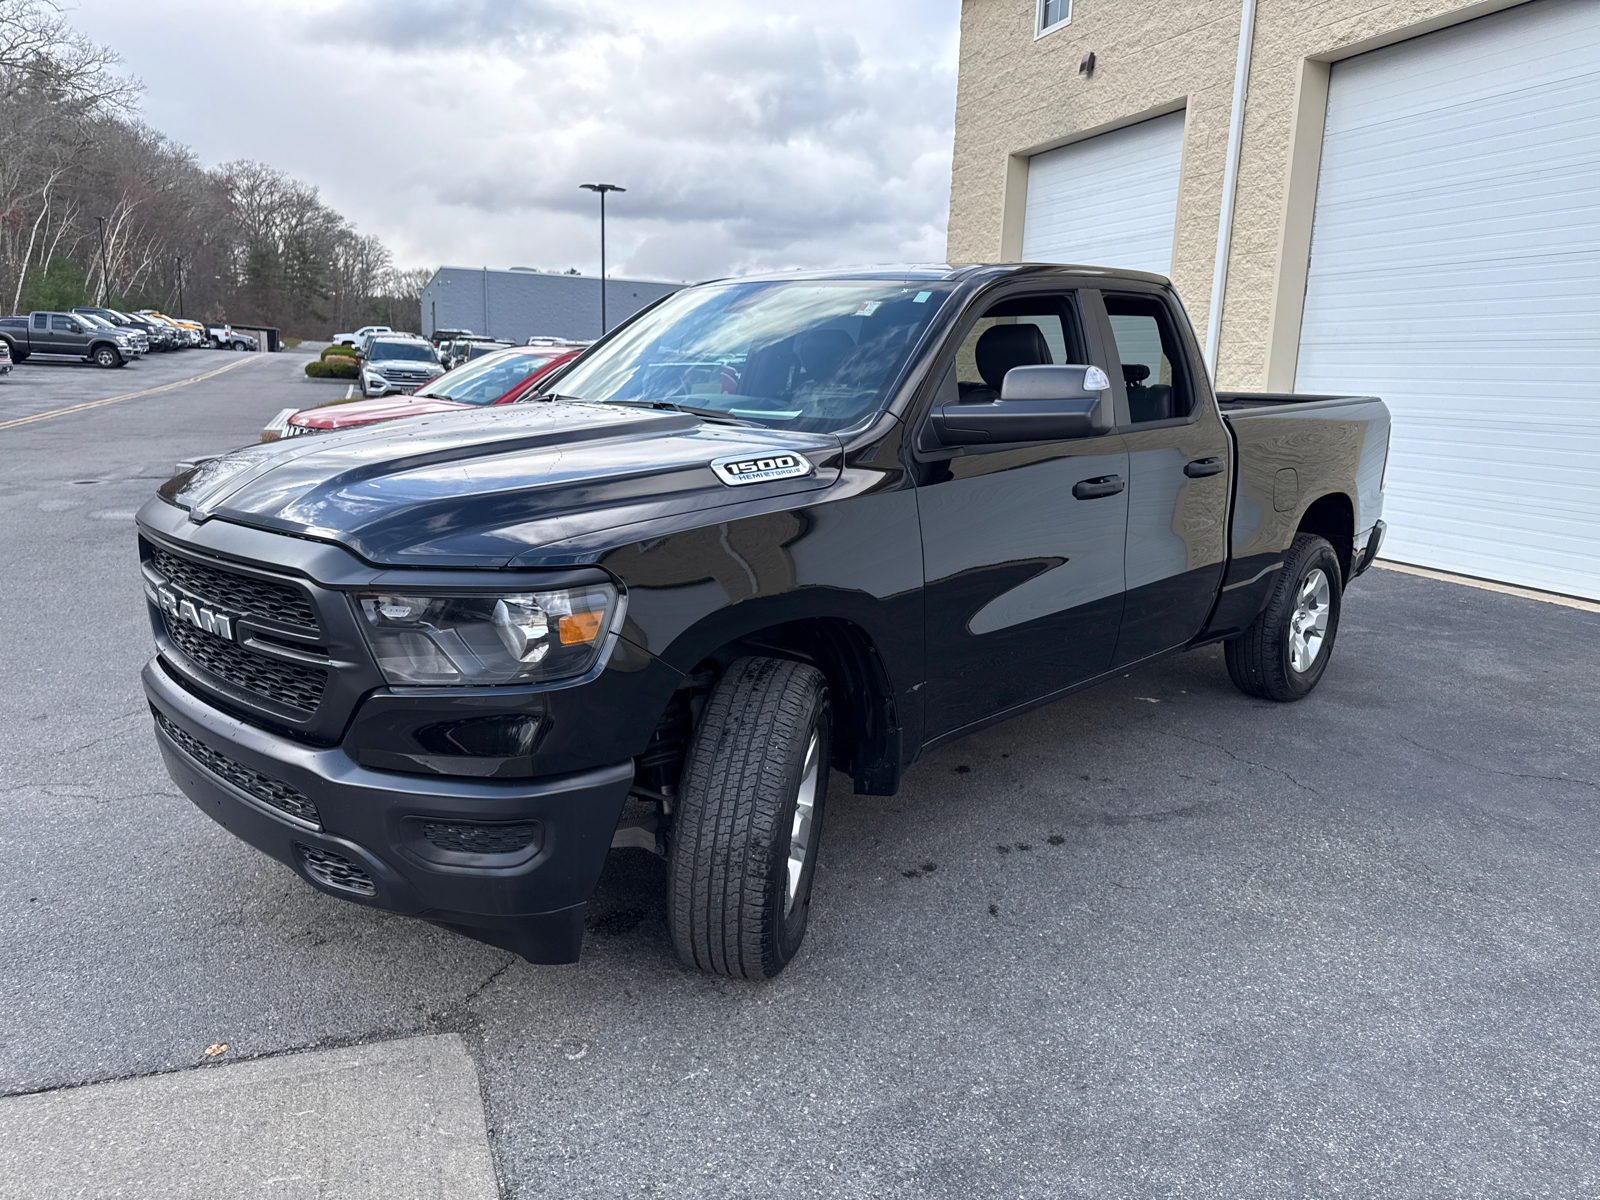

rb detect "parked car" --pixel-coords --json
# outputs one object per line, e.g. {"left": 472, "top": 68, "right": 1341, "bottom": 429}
{"left": 443, "top": 335, "right": 516, "bottom": 369}
{"left": 0, "top": 310, "right": 138, "bottom": 366}
{"left": 140, "top": 310, "right": 203, "bottom": 346}
{"left": 112, "top": 310, "right": 175, "bottom": 351}
{"left": 428, "top": 327, "right": 475, "bottom": 350}
{"left": 205, "top": 324, "right": 258, "bottom": 351}
{"left": 71, "top": 307, "right": 151, "bottom": 355}
{"left": 0, "top": 337, "right": 10, "bottom": 378}
{"left": 358, "top": 334, "right": 446, "bottom": 397}
{"left": 279, "top": 344, "right": 585, "bottom": 437}
{"left": 333, "top": 324, "right": 390, "bottom": 348}
{"left": 74, "top": 311, "right": 146, "bottom": 356}
{"left": 136, "top": 263, "right": 1390, "bottom": 980}
{"left": 136, "top": 311, "right": 192, "bottom": 348}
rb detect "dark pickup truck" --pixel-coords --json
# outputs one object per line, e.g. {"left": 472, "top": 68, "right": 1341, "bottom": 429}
{"left": 0, "top": 310, "right": 138, "bottom": 367}
{"left": 138, "top": 264, "right": 1390, "bottom": 980}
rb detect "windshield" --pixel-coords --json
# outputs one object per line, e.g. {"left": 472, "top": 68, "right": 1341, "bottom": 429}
{"left": 547, "top": 278, "right": 952, "bottom": 432}
{"left": 417, "top": 350, "right": 560, "bottom": 405}
{"left": 369, "top": 341, "right": 437, "bottom": 362}
{"left": 79, "top": 313, "right": 114, "bottom": 328}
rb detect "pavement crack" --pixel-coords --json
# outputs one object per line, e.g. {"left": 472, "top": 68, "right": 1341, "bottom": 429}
{"left": 1155, "top": 729, "right": 1328, "bottom": 800}
{"left": 453, "top": 958, "right": 517, "bottom": 1013}
{"left": 1396, "top": 734, "right": 1598, "bottom": 792}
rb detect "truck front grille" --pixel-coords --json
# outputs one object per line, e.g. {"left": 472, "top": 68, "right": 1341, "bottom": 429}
{"left": 165, "top": 619, "right": 327, "bottom": 714}
{"left": 296, "top": 845, "right": 376, "bottom": 896}
{"left": 152, "top": 707, "right": 321, "bottom": 827}
{"left": 147, "top": 545, "right": 317, "bottom": 632}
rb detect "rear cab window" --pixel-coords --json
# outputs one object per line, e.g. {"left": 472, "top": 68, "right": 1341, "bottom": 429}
{"left": 1103, "top": 293, "right": 1194, "bottom": 424}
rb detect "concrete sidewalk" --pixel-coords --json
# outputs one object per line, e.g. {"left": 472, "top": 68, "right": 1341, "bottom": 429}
{"left": 0, "top": 1034, "right": 498, "bottom": 1198}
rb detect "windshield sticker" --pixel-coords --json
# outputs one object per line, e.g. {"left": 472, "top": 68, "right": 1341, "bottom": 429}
{"left": 853, "top": 301, "right": 882, "bottom": 317}
{"left": 914, "top": 291, "right": 932, "bottom": 303}
{"left": 710, "top": 452, "right": 814, "bottom": 487}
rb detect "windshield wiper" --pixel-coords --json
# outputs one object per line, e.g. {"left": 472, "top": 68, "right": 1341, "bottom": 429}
{"left": 603, "top": 399, "right": 754, "bottom": 425}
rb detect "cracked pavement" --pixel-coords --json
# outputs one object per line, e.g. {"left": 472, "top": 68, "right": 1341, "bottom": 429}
{"left": 3, "top": 350, "right": 1599, "bottom": 1197}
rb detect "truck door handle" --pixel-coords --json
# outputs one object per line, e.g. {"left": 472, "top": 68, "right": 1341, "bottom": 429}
{"left": 1072, "top": 475, "right": 1125, "bottom": 500}
{"left": 1184, "top": 457, "right": 1224, "bottom": 478}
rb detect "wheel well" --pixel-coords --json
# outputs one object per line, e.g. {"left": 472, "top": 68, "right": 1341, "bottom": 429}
{"left": 1298, "top": 492, "right": 1355, "bottom": 579}
{"left": 680, "top": 618, "right": 902, "bottom": 797}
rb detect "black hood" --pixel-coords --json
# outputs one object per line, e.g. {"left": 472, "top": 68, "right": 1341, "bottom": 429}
{"left": 160, "top": 402, "right": 842, "bottom": 567}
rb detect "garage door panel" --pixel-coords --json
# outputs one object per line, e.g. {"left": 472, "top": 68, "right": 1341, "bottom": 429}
{"left": 1297, "top": 0, "right": 1600, "bottom": 598}
{"left": 1022, "top": 111, "right": 1185, "bottom": 275}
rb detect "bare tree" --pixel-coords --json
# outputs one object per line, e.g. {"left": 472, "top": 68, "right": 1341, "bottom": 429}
{"left": 0, "top": 2, "right": 416, "bottom": 336}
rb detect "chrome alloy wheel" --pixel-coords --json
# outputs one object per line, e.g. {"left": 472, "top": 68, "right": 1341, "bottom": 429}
{"left": 1289, "top": 567, "right": 1331, "bottom": 673}
{"left": 785, "top": 730, "right": 822, "bottom": 915}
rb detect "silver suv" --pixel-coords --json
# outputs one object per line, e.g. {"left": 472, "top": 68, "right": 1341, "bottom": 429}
{"left": 360, "top": 335, "right": 445, "bottom": 397}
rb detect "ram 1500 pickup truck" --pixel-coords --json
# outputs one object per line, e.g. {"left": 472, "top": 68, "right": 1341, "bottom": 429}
{"left": 137, "top": 264, "right": 1390, "bottom": 980}
{"left": 0, "top": 310, "right": 138, "bottom": 367}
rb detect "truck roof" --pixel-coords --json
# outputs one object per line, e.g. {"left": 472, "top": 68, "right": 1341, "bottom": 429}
{"left": 689, "top": 262, "right": 1175, "bottom": 289}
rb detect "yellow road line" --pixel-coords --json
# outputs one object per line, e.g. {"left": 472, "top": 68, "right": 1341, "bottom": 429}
{"left": 0, "top": 356, "right": 256, "bottom": 431}
{"left": 1373, "top": 560, "right": 1600, "bottom": 614}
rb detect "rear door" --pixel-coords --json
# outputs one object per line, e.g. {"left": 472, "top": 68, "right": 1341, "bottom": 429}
{"left": 916, "top": 287, "right": 1130, "bottom": 739}
{"left": 1088, "top": 290, "right": 1232, "bottom": 666}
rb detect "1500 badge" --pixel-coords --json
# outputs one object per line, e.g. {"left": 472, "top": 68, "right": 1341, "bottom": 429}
{"left": 710, "top": 452, "right": 813, "bottom": 487}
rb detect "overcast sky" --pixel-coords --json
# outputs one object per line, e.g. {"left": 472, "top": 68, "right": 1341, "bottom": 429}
{"left": 71, "top": 0, "right": 961, "bottom": 283}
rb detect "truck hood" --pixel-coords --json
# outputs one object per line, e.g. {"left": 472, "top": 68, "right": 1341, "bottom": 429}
{"left": 161, "top": 401, "right": 843, "bottom": 567}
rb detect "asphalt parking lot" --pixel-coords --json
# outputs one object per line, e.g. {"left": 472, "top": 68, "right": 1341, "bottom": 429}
{"left": 2, "top": 349, "right": 1598, "bottom": 1198}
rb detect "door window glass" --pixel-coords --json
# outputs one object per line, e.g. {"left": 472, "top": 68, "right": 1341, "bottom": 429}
{"left": 1104, "top": 294, "right": 1192, "bottom": 422}
{"left": 951, "top": 295, "right": 1082, "bottom": 404}
{"left": 51, "top": 315, "right": 77, "bottom": 333}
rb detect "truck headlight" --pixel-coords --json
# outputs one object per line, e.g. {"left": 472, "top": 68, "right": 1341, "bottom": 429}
{"left": 354, "top": 584, "right": 620, "bottom": 685}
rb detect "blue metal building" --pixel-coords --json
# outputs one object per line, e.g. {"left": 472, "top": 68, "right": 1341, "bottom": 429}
{"left": 418, "top": 267, "right": 683, "bottom": 343}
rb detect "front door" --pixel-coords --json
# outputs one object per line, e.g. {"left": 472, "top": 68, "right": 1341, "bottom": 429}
{"left": 916, "top": 290, "right": 1130, "bottom": 739}
{"left": 1094, "top": 291, "right": 1232, "bottom": 666}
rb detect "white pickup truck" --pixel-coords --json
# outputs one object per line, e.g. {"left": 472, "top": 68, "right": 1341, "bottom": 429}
{"left": 332, "top": 325, "right": 390, "bottom": 348}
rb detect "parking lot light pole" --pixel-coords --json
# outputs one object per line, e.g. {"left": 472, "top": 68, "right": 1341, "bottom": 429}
{"left": 579, "top": 183, "right": 625, "bottom": 335}
{"left": 176, "top": 255, "right": 185, "bottom": 318}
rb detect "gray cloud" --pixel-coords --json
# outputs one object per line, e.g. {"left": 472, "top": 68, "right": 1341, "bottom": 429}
{"left": 72, "top": 0, "right": 959, "bottom": 282}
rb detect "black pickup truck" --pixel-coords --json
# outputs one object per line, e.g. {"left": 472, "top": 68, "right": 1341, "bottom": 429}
{"left": 138, "top": 264, "right": 1390, "bottom": 979}
{"left": 0, "top": 310, "right": 138, "bottom": 367}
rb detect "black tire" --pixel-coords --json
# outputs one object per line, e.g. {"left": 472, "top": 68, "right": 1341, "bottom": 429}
{"left": 93, "top": 345, "right": 121, "bottom": 368}
{"left": 1225, "top": 533, "right": 1343, "bottom": 701}
{"left": 668, "top": 657, "right": 831, "bottom": 980}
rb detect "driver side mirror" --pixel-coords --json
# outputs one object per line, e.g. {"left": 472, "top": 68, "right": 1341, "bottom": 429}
{"left": 928, "top": 364, "right": 1113, "bottom": 447}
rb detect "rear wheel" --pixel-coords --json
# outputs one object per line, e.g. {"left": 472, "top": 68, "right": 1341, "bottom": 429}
{"left": 1225, "top": 533, "right": 1343, "bottom": 701}
{"left": 668, "top": 657, "right": 831, "bottom": 981}
{"left": 93, "top": 345, "right": 121, "bottom": 368}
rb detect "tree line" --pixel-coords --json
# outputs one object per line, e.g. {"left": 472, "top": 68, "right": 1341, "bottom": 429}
{"left": 0, "top": 0, "right": 424, "bottom": 337}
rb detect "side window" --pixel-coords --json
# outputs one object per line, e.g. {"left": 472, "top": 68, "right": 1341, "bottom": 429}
{"left": 1104, "top": 293, "right": 1192, "bottom": 423}
{"left": 951, "top": 294, "right": 1083, "bottom": 404}
{"left": 33, "top": 313, "right": 47, "bottom": 330}
{"left": 51, "top": 314, "right": 76, "bottom": 333}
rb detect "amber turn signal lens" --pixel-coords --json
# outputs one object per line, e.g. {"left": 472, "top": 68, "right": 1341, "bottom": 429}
{"left": 558, "top": 611, "right": 603, "bottom": 644}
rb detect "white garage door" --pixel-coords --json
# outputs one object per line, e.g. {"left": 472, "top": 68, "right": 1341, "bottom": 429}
{"left": 1296, "top": 0, "right": 1600, "bottom": 599}
{"left": 1022, "top": 111, "right": 1186, "bottom": 275}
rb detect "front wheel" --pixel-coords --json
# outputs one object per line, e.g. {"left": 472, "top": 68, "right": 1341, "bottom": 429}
{"left": 93, "top": 345, "right": 121, "bottom": 368}
{"left": 1225, "top": 533, "right": 1343, "bottom": 701}
{"left": 668, "top": 657, "right": 831, "bottom": 981}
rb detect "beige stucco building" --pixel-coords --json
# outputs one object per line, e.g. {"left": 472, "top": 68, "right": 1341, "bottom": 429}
{"left": 947, "top": 0, "right": 1600, "bottom": 599}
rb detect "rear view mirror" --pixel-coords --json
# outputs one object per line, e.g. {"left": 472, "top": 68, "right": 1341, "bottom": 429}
{"left": 928, "top": 364, "right": 1113, "bottom": 446}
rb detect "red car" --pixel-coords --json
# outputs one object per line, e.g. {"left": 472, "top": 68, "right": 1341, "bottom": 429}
{"left": 284, "top": 344, "right": 583, "bottom": 436}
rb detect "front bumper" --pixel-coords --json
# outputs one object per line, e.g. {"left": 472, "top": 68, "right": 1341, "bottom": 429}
{"left": 144, "top": 657, "right": 634, "bottom": 963}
